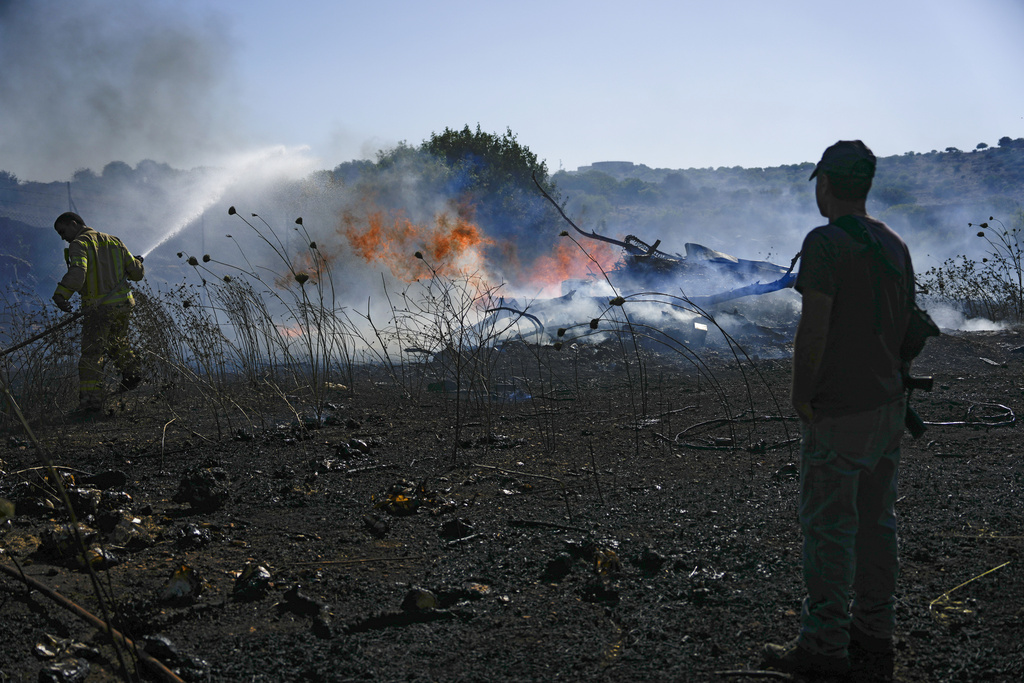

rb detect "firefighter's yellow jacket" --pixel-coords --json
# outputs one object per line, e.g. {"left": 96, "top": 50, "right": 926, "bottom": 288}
{"left": 53, "top": 227, "right": 145, "bottom": 306}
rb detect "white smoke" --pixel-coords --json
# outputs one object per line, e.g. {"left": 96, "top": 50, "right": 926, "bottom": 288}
{"left": 0, "top": 0, "right": 241, "bottom": 182}
{"left": 926, "top": 302, "right": 1008, "bottom": 332}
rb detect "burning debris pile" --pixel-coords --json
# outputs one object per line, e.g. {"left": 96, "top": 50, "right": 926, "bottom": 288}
{"left": 475, "top": 222, "right": 801, "bottom": 355}
{"left": 421, "top": 177, "right": 804, "bottom": 355}
{"left": 561, "top": 230, "right": 796, "bottom": 301}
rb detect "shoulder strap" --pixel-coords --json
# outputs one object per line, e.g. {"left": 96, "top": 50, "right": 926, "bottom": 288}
{"left": 833, "top": 215, "right": 902, "bottom": 278}
{"left": 831, "top": 215, "right": 900, "bottom": 334}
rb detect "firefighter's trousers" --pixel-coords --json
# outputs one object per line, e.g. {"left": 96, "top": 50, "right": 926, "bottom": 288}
{"left": 79, "top": 302, "right": 139, "bottom": 409}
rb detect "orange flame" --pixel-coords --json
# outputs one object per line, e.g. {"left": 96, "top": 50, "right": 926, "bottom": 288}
{"left": 517, "top": 237, "right": 620, "bottom": 297}
{"left": 275, "top": 246, "right": 336, "bottom": 290}
{"left": 342, "top": 209, "right": 492, "bottom": 281}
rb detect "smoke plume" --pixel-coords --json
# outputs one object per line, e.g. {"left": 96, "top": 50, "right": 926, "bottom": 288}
{"left": 0, "top": 0, "right": 240, "bottom": 181}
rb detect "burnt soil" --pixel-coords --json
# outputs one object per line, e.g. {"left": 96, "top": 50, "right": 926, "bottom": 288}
{"left": 1, "top": 329, "right": 1022, "bottom": 682}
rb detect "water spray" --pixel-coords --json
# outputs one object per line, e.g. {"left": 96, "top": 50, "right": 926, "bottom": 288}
{"left": 138, "top": 146, "right": 317, "bottom": 259}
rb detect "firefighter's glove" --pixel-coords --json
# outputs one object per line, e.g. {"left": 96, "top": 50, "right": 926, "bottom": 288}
{"left": 53, "top": 293, "right": 73, "bottom": 313}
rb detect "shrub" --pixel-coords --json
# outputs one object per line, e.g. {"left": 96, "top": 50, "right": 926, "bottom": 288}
{"left": 920, "top": 210, "right": 1024, "bottom": 323}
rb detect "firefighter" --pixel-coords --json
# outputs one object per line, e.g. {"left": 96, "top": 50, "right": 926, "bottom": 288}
{"left": 52, "top": 211, "right": 146, "bottom": 415}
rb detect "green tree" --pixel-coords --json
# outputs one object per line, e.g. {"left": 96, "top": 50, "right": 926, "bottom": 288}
{"left": 101, "top": 161, "right": 134, "bottom": 182}
{"left": 422, "top": 124, "right": 553, "bottom": 197}
{"left": 420, "top": 124, "right": 561, "bottom": 251}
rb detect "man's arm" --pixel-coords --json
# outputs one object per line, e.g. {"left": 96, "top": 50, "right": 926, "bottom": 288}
{"left": 791, "top": 288, "right": 834, "bottom": 422}
{"left": 125, "top": 249, "right": 145, "bottom": 281}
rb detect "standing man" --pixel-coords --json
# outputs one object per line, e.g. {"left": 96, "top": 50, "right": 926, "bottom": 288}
{"left": 764, "top": 141, "right": 913, "bottom": 677}
{"left": 52, "top": 211, "right": 146, "bottom": 416}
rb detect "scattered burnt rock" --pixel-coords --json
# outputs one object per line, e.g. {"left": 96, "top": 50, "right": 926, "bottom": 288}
{"left": 579, "top": 577, "right": 620, "bottom": 605}
{"left": 34, "top": 634, "right": 100, "bottom": 662}
{"left": 175, "top": 523, "right": 212, "bottom": 548}
{"left": 107, "top": 515, "right": 151, "bottom": 550}
{"left": 273, "top": 464, "right": 296, "bottom": 480}
{"left": 280, "top": 584, "right": 330, "bottom": 617}
{"left": 172, "top": 467, "right": 229, "bottom": 512}
{"left": 117, "top": 597, "right": 159, "bottom": 635}
{"left": 635, "top": 547, "right": 668, "bottom": 574}
{"left": 280, "top": 584, "right": 333, "bottom": 639}
{"left": 233, "top": 428, "right": 255, "bottom": 442}
{"left": 401, "top": 587, "right": 438, "bottom": 612}
{"left": 348, "top": 438, "right": 371, "bottom": 453}
{"left": 159, "top": 564, "right": 204, "bottom": 604}
{"left": 141, "top": 634, "right": 210, "bottom": 682}
{"left": 362, "top": 513, "right": 389, "bottom": 538}
{"left": 563, "top": 538, "right": 596, "bottom": 561}
{"left": 78, "top": 470, "right": 128, "bottom": 490}
{"left": 465, "top": 433, "right": 523, "bottom": 449}
{"left": 99, "top": 489, "right": 133, "bottom": 512}
{"left": 542, "top": 552, "right": 576, "bottom": 582}
{"left": 80, "top": 545, "right": 123, "bottom": 571}
{"left": 438, "top": 517, "right": 474, "bottom": 540}
{"left": 773, "top": 462, "right": 798, "bottom": 481}
{"left": 38, "top": 522, "right": 98, "bottom": 565}
{"left": 66, "top": 487, "right": 101, "bottom": 516}
{"left": 38, "top": 657, "right": 90, "bottom": 683}
{"left": 233, "top": 562, "right": 272, "bottom": 601}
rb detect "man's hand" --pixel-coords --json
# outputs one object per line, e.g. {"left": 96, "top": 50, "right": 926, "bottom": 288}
{"left": 52, "top": 293, "right": 73, "bottom": 313}
{"left": 792, "top": 288, "right": 833, "bottom": 422}
{"left": 793, "top": 400, "right": 815, "bottom": 423}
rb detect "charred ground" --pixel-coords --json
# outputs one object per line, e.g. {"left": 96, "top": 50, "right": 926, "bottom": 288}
{"left": 1, "top": 329, "right": 1022, "bottom": 682}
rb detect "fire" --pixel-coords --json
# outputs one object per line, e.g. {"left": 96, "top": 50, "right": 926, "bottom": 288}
{"left": 339, "top": 200, "right": 622, "bottom": 295}
{"left": 518, "top": 237, "right": 620, "bottom": 297}
{"left": 342, "top": 209, "right": 492, "bottom": 281}
{"left": 275, "top": 247, "right": 336, "bottom": 290}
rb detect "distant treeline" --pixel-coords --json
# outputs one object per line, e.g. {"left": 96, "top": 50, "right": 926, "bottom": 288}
{"left": 2, "top": 135, "right": 1022, "bottom": 293}
{"left": 545, "top": 138, "right": 1024, "bottom": 263}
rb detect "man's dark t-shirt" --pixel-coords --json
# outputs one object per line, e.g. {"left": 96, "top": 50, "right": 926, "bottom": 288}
{"left": 795, "top": 215, "right": 913, "bottom": 417}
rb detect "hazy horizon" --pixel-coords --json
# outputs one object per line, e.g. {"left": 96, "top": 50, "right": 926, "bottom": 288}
{"left": 2, "top": 0, "right": 1022, "bottom": 183}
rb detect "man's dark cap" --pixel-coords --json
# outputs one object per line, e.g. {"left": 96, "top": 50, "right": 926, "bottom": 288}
{"left": 809, "top": 140, "right": 876, "bottom": 181}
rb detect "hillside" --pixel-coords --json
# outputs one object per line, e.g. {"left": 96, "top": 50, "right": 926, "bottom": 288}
{"left": 1, "top": 139, "right": 1022, "bottom": 300}
{"left": 554, "top": 140, "right": 1024, "bottom": 266}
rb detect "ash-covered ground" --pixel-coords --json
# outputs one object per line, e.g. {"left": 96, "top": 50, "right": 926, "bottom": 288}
{"left": 1, "top": 329, "right": 1022, "bottom": 682}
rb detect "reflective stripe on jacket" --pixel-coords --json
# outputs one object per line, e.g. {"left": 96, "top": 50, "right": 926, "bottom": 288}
{"left": 54, "top": 227, "right": 145, "bottom": 305}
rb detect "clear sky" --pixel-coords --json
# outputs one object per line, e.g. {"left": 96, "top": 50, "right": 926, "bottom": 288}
{"left": 2, "top": 0, "right": 1023, "bottom": 181}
